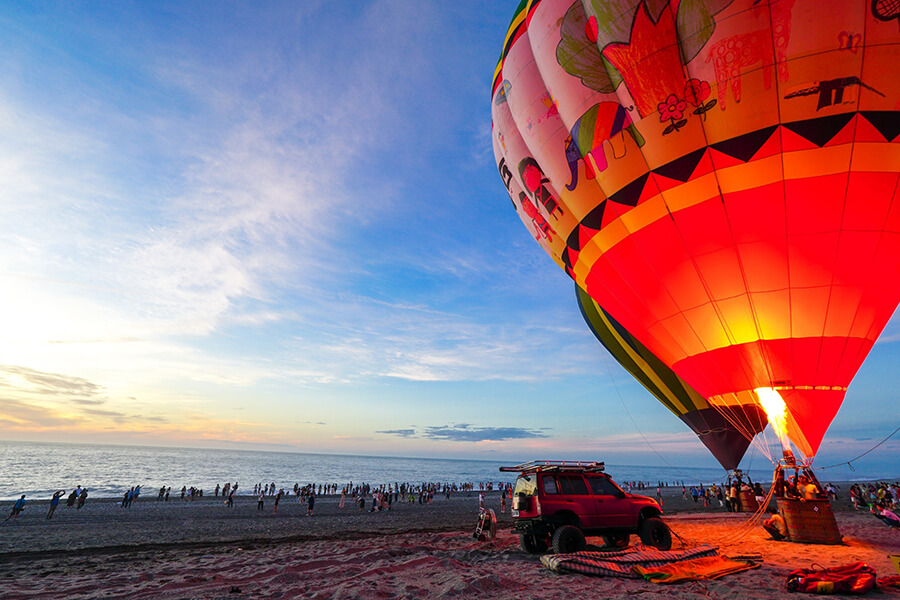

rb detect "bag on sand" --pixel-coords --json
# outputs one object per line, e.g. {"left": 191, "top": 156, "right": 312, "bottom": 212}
{"left": 786, "top": 562, "right": 876, "bottom": 594}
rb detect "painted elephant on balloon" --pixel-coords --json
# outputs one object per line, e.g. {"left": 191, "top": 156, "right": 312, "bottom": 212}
{"left": 565, "top": 102, "right": 645, "bottom": 191}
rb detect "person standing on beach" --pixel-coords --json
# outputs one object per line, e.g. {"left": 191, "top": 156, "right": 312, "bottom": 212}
{"left": 47, "top": 490, "right": 65, "bottom": 519}
{"left": 274, "top": 490, "right": 282, "bottom": 514}
{"left": 77, "top": 489, "right": 88, "bottom": 509}
{"left": 66, "top": 489, "right": 78, "bottom": 508}
{"left": 257, "top": 490, "right": 264, "bottom": 511}
{"left": 5, "top": 495, "right": 26, "bottom": 521}
{"left": 339, "top": 488, "right": 346, "bottom": 509}
{"left": 307, "top": 489, "right": 315, "bottom": 516}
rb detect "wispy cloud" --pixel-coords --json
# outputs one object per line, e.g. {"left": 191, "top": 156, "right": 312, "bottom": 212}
{"left": 376, "top": 428, "right": 416, "bottom": 438}
{"left": 0, "top": 364, "right": 106, "bottom": 400}
{"left": 378, "top": 423, "right": 547, "bottom": 443}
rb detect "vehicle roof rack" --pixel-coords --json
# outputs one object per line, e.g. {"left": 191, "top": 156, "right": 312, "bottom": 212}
{"left": 499, "top": 460, "right": 605, "bottom": 474}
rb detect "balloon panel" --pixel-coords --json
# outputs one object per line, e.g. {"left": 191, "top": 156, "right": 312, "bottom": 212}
{"left": 492, "top": 0, "right": 900, "bottom": 458}
{"left": 576, "top": 284, "right": 766, "bottom": 470}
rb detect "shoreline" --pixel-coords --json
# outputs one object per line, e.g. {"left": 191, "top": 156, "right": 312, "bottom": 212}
{"left": 0, "top": 482, "right": 887, "bottom": 558}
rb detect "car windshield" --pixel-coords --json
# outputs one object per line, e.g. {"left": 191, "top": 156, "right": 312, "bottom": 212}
{"left": 514, "top": 475, "right": 537, "bottom": 497}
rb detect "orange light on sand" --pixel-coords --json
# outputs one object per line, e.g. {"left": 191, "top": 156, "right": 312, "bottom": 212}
{"left": 755, "top": 387, "right": 792, "bottom": 452}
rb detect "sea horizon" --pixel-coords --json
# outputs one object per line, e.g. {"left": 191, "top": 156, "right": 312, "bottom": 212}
{"left": 0, "top": 439, "right": 894, "bottom": 501}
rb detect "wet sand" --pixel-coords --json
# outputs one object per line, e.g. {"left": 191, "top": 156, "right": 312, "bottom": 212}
{"left": 1, "top": 489, "right": 898, "bottom": 599}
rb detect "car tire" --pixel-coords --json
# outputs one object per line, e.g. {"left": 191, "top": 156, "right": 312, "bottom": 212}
{"left": 638, "top": 517, "right": 672, "bottom": 551}
{"left": 601, "top": 532, "right": 630, "bottom": 548}
{"left": 519, "top": 533, "right": 548, "bottom": 554}
{"left": 551, "top": 524, "right": 587, "bottom": 554}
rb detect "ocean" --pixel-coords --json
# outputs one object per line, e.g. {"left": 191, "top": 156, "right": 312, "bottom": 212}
{"left": 0, "top": 440, "right": 879, "bottom": 501}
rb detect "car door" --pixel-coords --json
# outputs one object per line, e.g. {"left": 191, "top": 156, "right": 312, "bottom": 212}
{"left": 556, "top": 474, "right": 595, "bottom": 528}
{"left": 587, "top": 474, "right": 631, "bottom": 528}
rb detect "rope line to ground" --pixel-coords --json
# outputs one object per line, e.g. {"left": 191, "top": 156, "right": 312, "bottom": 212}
{"left": 815, "top": 424, "right": 900, "bottom": 471}
{"left": 668, "top": 480, "right": 776, "bottom": 551}
{"left": 600, "top": 352, "right": 680, "bottom": 472}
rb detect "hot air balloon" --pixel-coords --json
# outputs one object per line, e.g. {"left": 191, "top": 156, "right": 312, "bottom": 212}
{"left": 576, "top": 284, "right": 767, "bottom": 470}
{"left": 492, "top": 0, "right": 900, "bottom": 462}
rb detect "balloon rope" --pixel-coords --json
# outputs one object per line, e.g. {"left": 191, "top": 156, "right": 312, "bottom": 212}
{"left": 814, "top": 424, "right": 900, "bottom": 470}
{"left": 708, "top": 402, "right": 776, "bottom": 465}
{"left": 599, "top": 352, "right": 715, "bottom": 483}
{"left": 600, "top": 352, "right": 679, "bottom": 470}
{"left": 668, "top": 479, "right": 776, "bottom": 550}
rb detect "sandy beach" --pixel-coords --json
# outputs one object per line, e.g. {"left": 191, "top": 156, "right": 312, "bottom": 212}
{"left": 1, "top": 487, "right": 898, "bottom": 599}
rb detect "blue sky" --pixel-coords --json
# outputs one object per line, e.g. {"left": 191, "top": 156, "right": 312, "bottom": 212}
{"left": 0, "top": 1, "right": 896, "bottom": 478}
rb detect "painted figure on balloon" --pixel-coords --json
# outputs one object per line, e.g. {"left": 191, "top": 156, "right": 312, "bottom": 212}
{"left": 517, "top": 157, "right": 563, "bottom": 219}
{"left": 519, "top": 192, "right": 556, "bottom": 243}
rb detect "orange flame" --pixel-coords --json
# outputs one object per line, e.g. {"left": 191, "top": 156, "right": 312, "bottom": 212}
{"left": 755, "top": 387, "right": 792, "bottom": 452}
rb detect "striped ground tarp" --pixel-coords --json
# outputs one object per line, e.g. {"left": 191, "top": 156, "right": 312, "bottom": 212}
{"left": 540, "top": 544, "right": 719, "bottom": 578}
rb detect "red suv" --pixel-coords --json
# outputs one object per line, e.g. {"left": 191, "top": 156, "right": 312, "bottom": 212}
{"left": 501, "top": 461, "right": 671, "bottom": 554}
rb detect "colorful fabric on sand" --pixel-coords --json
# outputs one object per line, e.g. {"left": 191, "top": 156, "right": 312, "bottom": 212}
{"left": 633, "top": 555, "right": 760, "bottom": 583}
{"left": 785, "top": 562, "right": 877, "bottom": 594}
{"left": 877, "top": 576, "right": 900, "bottom": 588}
{"left": 540, "top": 544, "right": 717, "bottom": 578}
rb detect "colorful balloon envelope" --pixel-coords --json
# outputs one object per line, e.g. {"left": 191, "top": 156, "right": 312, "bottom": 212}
{"left": 492, "top": 0, "right": 900, "bottom": 459}
{"left": 576, "top": 284, "right": 767, "bottom": 470}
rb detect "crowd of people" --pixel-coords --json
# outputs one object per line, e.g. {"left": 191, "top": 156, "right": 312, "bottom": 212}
{"left": 3, "top": 479, "right": 512, "bottom": 522}
{"left": 6, "top": 476, "right": 899, "bottom": 532}
{"left": 849, "top": 482, "right": 900, "bottom": 528}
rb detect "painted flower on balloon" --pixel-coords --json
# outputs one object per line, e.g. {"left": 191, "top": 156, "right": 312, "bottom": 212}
{"left": 658, "top": 79, "right": 717, "bottom": 135}
{"left": 684, "top": 78, "right": 717, "bottom": 119}
{"left": 658, "top": 94, "right": 687, "bottom": 135}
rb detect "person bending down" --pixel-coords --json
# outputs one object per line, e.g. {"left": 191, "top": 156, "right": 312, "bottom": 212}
{"left": 871, "top": 502, "right": 900, "bottom": 529}
{"left": 6, "top": 495, "right": 26, "bottom": 521}
{"left": 762, "top": 506, "right": 787, "bottom": 541}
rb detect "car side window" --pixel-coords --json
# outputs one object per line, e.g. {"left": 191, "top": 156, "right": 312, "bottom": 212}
{"left": 558, "top": 475, "right": 589, "bottom": 495}
{"left": 542, "top": 476, "right": 559, "bottom": 495}
{"left": 588, "top": 475, "right": 620, "bottom": 496}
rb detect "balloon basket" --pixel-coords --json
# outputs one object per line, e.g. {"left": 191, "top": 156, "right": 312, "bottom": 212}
{"left": 777, "top": 498, "right": 842, "bottom": 545}
{"left": 738, "top": 490, "right": 759, "bottom": 513}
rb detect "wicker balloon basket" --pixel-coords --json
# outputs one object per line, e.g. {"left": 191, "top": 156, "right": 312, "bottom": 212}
{"left": 739, "top": 490, "right": 759, "bottom": 512}
{"left": 777, "top": 498, "right": 842, "bottom": 544}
